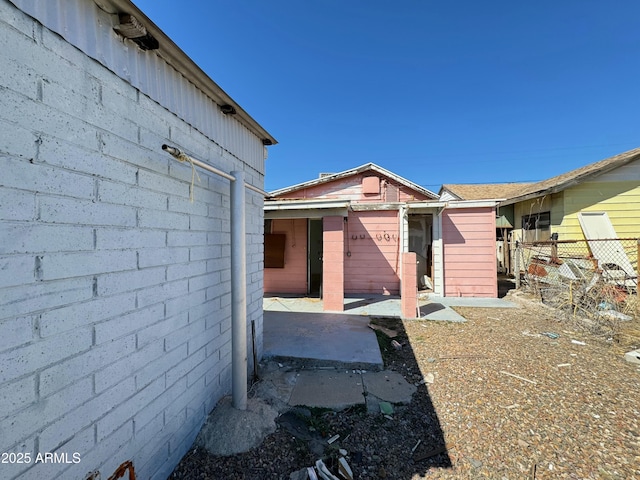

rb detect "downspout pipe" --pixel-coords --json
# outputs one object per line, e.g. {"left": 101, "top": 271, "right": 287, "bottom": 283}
{"left": 162, "top": 144, "right": 250, "bottom": 411}
{"left": 230, "top": 170, "right": 248, "bottom": 411}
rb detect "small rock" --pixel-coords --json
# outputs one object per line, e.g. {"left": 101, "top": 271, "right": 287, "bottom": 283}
{"left": 379, "top": 402, "right": 394, "bottom": 415}
{"left": 424, "top": 373, "right": 435, "bottom": 384}
{"left": 469, "top": 458, "right": 482, "bottom": 468}
{"left": 290, "top": 467, "right": 309, "bottom": 480}
{"left": 518, "top": 439, "right": 529, "bottom": 448}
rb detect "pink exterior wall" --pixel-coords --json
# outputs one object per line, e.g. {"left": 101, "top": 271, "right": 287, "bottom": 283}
{"left": 278, "top": 173, "right": 432, "bottom": 203}
{"left": 323, "top": 216, "right": 344, "bottom": 311}
{"left": 401, "top": 252, "right": 418, "bottom": 318}
{"left": 264, "top": 218, "right": 308, "bottom": 294}
{"left": 442, "top": 207, "right": 498, "bottom": 297}
{"left": 344, "top": 210, "right": 400, "bottom": 294}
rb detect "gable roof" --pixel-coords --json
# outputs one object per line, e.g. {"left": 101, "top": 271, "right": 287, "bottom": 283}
{"left": 440, "top": 183, "right": 533, "bottom": 201}
{"left": 501, "top": 146, "right": 640, "bottom": 205}
{"left": 269, "top": 163, "right": 438, "bottom": 199}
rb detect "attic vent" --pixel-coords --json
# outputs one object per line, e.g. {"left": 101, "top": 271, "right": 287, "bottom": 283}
{"left": 319, "top": 173, "right": 334, "bottom": 178}
{"left": 113, "top": 14, "right": 159, "bottom": 50}
{"left": 362, "top": 176, "right": 380, "bottom": 195}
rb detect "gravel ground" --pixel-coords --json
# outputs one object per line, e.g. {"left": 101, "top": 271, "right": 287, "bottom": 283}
{"left": 169, "top": 291, "right": 640, "bottom": 480}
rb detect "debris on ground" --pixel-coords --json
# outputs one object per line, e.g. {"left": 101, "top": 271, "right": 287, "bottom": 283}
{"left": 624, "top": 349, "right": 640, "bottom": 364}
{"left": 170, "top": 291, "right": 640, "bottom": 479}
{"left": 338, "top": 457, "right": 353, "bottom": 480}
{"left": 368, "top": 322, "right": 398, "bottom": 338}
{"left": 378, "top": 401, "right": 393, "bottom": 415}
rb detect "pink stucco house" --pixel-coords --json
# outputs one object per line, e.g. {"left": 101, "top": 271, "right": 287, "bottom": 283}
{"left": 264, "top": 164, "right": 498, "bottom": 312}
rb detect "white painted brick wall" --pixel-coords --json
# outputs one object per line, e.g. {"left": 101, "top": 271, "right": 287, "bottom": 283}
{"left": 0, "top": 2, "right": 266, "bottom": 479}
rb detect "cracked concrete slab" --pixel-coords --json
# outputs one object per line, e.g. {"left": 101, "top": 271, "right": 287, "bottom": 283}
{"left": 288, "top": 370, "right": 365, "bottom": 410}
{"left": 362, "top": 371, "right": 416, "bottom": 404}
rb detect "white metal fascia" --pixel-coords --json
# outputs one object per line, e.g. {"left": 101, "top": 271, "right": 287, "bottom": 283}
{"left": 406, "top": 202, "right": 447, "bottom": 210}
{"left": 445, "top": 200, "right": 502, "bottom": 209}
{"left": 264, "top": 200, "right": 350, "bottom": 211}
{"left": 350, "top": 202, "right": 404, "bottom": 211}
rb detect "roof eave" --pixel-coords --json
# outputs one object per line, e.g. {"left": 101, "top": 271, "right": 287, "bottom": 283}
{"left": 104, "top": 0, "right": 277, "bottom": 146}
{"left": 501, "top": 149, "right": 640, "bottom": 206}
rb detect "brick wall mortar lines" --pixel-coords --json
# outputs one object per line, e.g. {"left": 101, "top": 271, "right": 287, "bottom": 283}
{"left": 0, "top": 3, "right": 265, "bottom": 479}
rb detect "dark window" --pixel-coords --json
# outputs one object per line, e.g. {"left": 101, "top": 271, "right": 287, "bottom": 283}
{"left": 521, "top": 211, "right": 551, "bottom": 241}
{"left": 264, "top": 234, "right": 286, "bottom": 268}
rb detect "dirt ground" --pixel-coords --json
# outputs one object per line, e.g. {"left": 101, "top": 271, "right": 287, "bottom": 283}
{"left": 170, "top": 291, "right": 640, "bottom": 480}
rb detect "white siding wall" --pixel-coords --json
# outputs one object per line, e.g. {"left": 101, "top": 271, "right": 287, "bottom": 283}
{"left": 0, "top": 2, "right": 264, "bottom": 479}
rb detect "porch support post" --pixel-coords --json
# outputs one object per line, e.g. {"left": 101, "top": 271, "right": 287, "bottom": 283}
{"left": 401, "top": 252, "right": 418, "bottom": 319}
{"left": 322, "top": 216, "right": 344, "bottom": 311}
{"left": 230, "top": 171, "right": 247, "bottom": 410}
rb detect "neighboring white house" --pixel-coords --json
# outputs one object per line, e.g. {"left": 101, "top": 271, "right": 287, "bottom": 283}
{"left": 0, "top": 1, "right": 275, "bottom": 479}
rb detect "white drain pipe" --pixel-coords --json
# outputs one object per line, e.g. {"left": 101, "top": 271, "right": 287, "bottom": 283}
{"left": 162, "top": 145, "right": 266, "bottom": 411}
{"left": 230, "top": 170, "right": 247, "bottom": 410}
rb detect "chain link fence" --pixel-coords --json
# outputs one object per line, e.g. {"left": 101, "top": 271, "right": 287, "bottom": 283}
{"left": 514, "top": 238, "right": 639, "bottom": 337}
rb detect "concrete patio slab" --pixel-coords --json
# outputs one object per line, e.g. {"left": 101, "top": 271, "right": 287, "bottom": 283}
{"left": 362, "top": 371, "right": 416, "bottom": 404}
{"left": 263, "top": 310, "right": 383, "bottom": 370}
{"left": 264, "top": 294, "right": 519, "bottom": 325}
{"left": 426, "top": 295, "right": 518, "bottom": 308}
{"left": 418, "top": 302, "right": 467, "bottom": 322}
{"left": 262, "top": 294, "right": 520, "bottom": 374}
{"left": 288, "top": 370, "right": 365, "bottom": 409}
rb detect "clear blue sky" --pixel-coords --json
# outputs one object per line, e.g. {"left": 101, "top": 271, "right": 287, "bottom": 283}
{"left": 133, "top": 0, "right": 640, "bottom": 192}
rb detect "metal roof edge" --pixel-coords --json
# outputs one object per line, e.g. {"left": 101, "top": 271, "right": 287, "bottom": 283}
{"left": 445, "top": 199, "right": 501, "bottom": 208}
{"left": 406, "top": 202, "right": 447, "bottom": 209}
{"left": 11, "top": 0, "right": 277, "bottom": 145}
{"left": 264, "top": 199, "right": 350, "bottom": 210}
{"left": 107, "top": 0, "right": 278, "bottom": 145}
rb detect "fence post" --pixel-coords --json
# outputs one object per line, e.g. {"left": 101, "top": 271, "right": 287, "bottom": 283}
{"left": 514, "top": 242, "right": 521, "bottom": 289}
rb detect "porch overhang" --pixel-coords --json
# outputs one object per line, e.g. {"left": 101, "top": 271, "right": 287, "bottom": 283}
{"left": 264, "top": 199, "right": 350, "bottom": 219}
{"left": 406, "top": 201, "right": 446, "bottom": 214}
{"left": 445, "top": 199, "right": 501, "bottom": 209}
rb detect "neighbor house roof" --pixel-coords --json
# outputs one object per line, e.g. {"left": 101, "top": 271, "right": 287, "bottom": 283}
{"left": 440, "top": 183, "right": 533, "bottom": 201}
{"left": 500, "top": 146, "right": 640, "bottom": 205}
{"left": 269, "top": 163, "right": 439, "bottom": 199}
